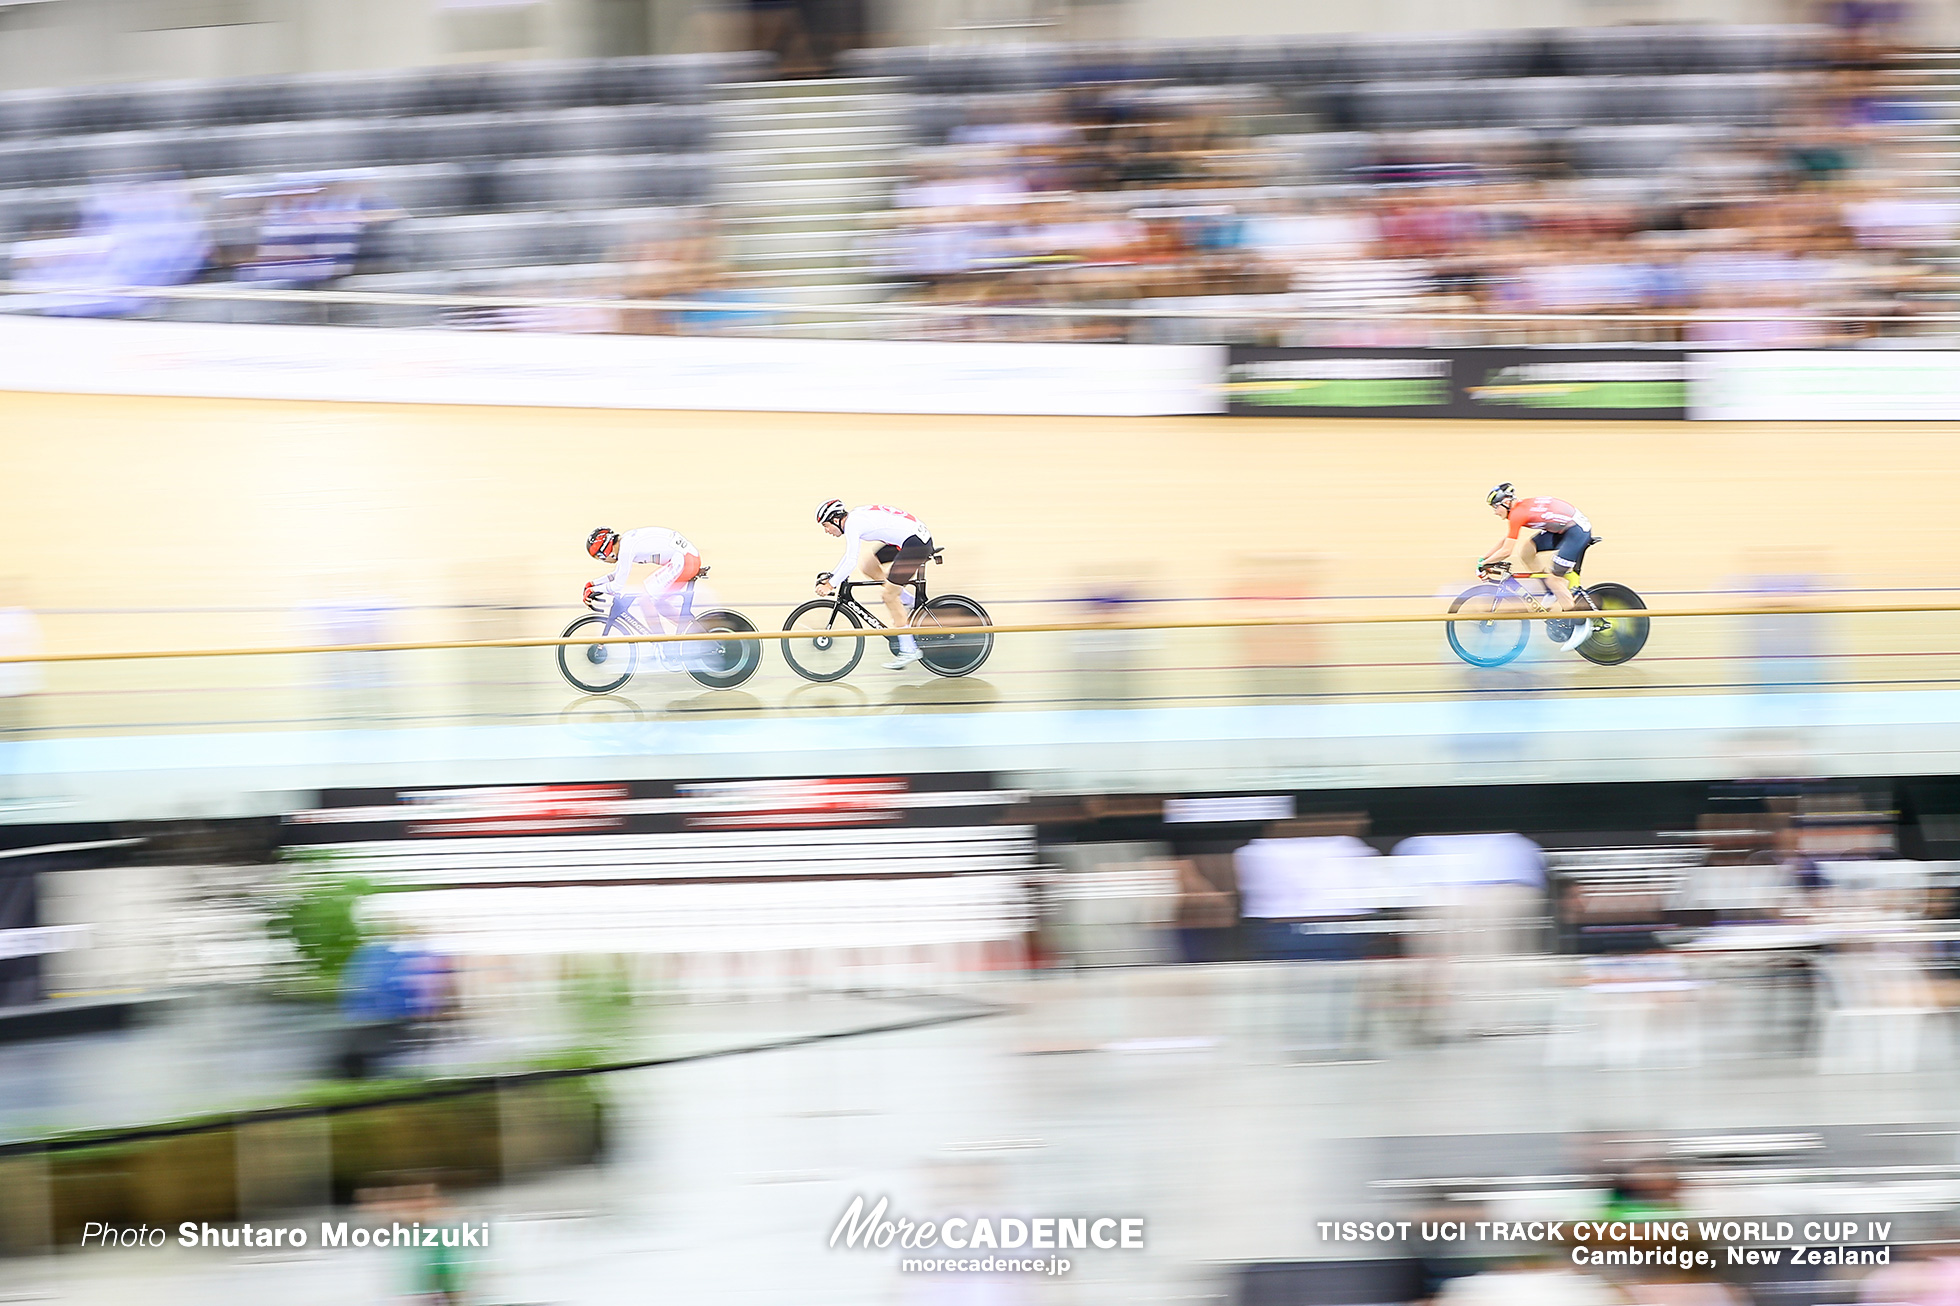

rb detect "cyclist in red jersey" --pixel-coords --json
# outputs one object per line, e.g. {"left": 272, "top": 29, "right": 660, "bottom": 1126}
{"left": 1477, "top": 483, "right": 1607, "bottom": 651}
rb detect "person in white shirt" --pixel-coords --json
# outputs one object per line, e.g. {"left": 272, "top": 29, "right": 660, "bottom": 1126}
{"left": 814, "top": 499, "right": 933, "bottom": 669}
{"left": 584, "top": 526, "right": 701, "bottom": 633}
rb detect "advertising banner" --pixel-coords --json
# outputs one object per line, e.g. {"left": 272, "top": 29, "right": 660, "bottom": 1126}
{"left": 1223, "top": 348, "right": 1454, "bottom": 415}
{"left": 1224, "top": 348, "right": 1688, "bottom": 419}
{"left": 1690, "top": 351, "right": 1960, "bottom": 420}
{"left": 282, "top": 773, "right": 1012, "bottom": 845}
{"left": 1454, "top": 349, "right": 1688, "bottom": 419}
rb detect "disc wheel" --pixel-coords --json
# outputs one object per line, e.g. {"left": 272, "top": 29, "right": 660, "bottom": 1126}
{"left": 782, "top": 599, "right": 865, "bottom": 683}
{"left": 1446, "top": 585, "right": 1531, "bottom": 668}
{"left": 682, "top": 609, "right": 762, "bottom": 689}
{"left": 1576, "top": 583, "right": 1650, "bottom": 666}
{"left": 556, "top": 613, "right": 640, "bottom": 695}
{"left": 916, "top": 594, "right": 993, "bottom": 678}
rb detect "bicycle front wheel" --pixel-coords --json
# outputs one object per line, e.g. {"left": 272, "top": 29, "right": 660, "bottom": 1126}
{"left": 917, "top": 595, "right": 993, "bottom": 678}
{"left": 557, "top": 613, "right": 640, "bottom": 694}
{"left": 1577, "top": 583, "right": 1650, "bottom": 666}
{"left": 683, "top": 609, "right": 763, "bottom": 689}
{"left": 1446, "top": 585, "right": 1531, "bottom": 668}
{"left": 782, "top": 600, "right": 865, "bottom": 682}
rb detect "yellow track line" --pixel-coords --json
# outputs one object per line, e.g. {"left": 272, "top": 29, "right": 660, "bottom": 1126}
{"left": 0, "top": 599, "right": 1949, "bottom": 665}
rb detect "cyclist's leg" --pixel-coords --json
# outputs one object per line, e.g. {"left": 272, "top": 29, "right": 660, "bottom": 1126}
{"left": 1544, "top": 528, "right": 1592, "bottom": 612}
{"left": 639, "top": 553, "right": 699, "bottom": 633}
{"left": 861, "top": 543, "right": 894, "bottom": 586}
{"left": 1512, "top": 532, "right": 1557, "bottom": 607}
{"left": 1522, "top": 529, "right": 1577, "bottom": 611}
{"left": 881, "top": 538, "right": 933, "bottom": 653}
{"left": 868, "top": 545, "right": 906, "bottom": 630}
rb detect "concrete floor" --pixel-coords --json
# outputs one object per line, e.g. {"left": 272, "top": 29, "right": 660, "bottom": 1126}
{"left": 11, "top": 964, "right": 1960, "bottom": 1305}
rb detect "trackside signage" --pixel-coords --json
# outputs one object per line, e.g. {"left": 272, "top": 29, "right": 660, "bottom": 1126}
{"left": 1224, "top": 349, "right": 1451, "bottom": 413}
{"left": 1225, "top": 348, "right": 1688, "bottom": 419}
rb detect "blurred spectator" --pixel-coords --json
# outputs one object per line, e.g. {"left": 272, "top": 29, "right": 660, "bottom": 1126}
{"left": 335, "top": 932, "right": 452, "bottom": 1079}
{"left": 8, "top": 176, "right": 208, "bottom": 317}
{"left": 613, "top": 212, "right": 771, "bottom": 335}
{"left": 359, "top": 1180, "right": 477, "bottom": 1304}
{"left": 1604, "top": 1159, "right": 1687, "bottom": 1220}
{"left": 1171, "top": 856, "right": 1239, "bottom": 963}
{"left": 239, "top": 181, "right": 401, "bottom": 287}
{"left": 1234, "top": 818, "right": 1381, "bottom": 960}
{"left": 750, "top": 0, "right": 825, "bottom": 79}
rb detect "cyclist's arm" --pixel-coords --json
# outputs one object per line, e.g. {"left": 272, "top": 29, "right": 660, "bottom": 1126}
{"left": 600, "top": 553, "right": 636, "bottom": 593}
{"left": 829, "top": 529, "right": 863, "bottom": 586}
{"left": 1478, "top": 511, "right": 1530, "bottom": 567}
{"left": 600, "top": 528, "right": 657, "bottom": 592}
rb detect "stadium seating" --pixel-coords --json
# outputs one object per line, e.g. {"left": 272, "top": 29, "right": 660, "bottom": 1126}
{"left": 0, "top": 28, "right": 1940, "bottom": 340}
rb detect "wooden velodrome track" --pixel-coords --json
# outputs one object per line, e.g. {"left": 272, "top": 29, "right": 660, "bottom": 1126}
{"left": 6, "top": 388, "right": 1960, "bottom": 732}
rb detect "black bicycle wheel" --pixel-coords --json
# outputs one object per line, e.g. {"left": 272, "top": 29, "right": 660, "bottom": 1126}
{"left": 782, "top": 599, "right": 865, "bottom": 682}
{"left": 1576, "top": 582, "right": 1650, "bottom": 666}
{"left": 917, "top": 595, "right": 993, "bottom": 678}
{"left": 1446, "top": 585, "right": 1530, "bottom": 668}
{"left": 556, "top": 613, "right": 640, "bottom": 694}
{"left": 682, "top": 609, "right": 763, "bottom": 690}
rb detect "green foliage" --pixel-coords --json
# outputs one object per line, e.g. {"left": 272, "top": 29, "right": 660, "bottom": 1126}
{"left": 563, "top": 955, "right": 637, "bottom": 1041}
{"left": 32, "top": 1060, "right": 611, "bottom": 1244}
{"left": 267, "top": 871, "right": 374, "bottom": 990}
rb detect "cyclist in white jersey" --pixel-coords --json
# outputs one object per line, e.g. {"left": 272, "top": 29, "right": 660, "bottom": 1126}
{"left": 814, "top": 499, "right": 932, "bottom": 669}
{"left": 584, "top": 526, "right": 701, "bottom": 633}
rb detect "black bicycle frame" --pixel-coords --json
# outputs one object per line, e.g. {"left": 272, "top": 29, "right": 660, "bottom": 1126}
{"left": 826, "top": 574, "right": 930, "bottom": 630}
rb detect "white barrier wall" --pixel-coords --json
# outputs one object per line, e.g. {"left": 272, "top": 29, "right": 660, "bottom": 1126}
{"left": 4, "top": 314, "right": 1954, "bottom": 419}
{"left": 0, "top": 316, "right": 1223, "bottom": 417}
{"left": 1691, "top": 352, "right": 1960, "bottom": 422}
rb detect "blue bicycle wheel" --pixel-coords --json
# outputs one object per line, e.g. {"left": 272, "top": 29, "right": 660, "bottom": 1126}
{"left": 1446, "top": 585, "right": 1530, "bottom": 668}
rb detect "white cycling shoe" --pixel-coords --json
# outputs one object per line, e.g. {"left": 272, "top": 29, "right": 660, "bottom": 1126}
{"left": 1559, "top": 618, "right": 1609, "bottom": 652}
{"left": 884, "top": 649, "right": 924, "bottom": 671}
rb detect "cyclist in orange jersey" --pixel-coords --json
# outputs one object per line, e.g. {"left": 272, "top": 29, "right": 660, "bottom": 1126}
{"left": 1476, "top": 483, "right": 1607, "bottom": 651}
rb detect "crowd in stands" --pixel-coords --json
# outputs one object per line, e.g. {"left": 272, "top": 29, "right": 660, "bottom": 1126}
{"left": 874, "top": 68, "right": 1955, "bottom": 345}
{"left": 0, "top": 25, "right": 1952, "bottom": 344}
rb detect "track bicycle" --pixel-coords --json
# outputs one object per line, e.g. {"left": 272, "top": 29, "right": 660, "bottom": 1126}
{"left": 556, "top": 566, "right": 762, "bottom": 693}
{"left": 781, "top": 549, "right": 993, "bottom": 682}
{"left": 1445, "top": 564, "right": 1650, "bottom": 668}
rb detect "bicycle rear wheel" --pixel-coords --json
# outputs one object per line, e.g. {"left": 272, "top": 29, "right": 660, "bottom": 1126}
{"left": 1446, "top": 585, "right": 1531, "bottom": 668}
{"left": 782, "top": 600, "right": 865, "bottom": 682}
{"left": 917, "top": 595, "right": 992, "bottom": 678}
{"left": 682, "top": 609, "right": 763, "bottom": 689}
{"left": 557, "top": 613, "right": 640, "bottom": 694}
{"left": 1576, "top": 583, "right": 1649, "bottom": 666}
